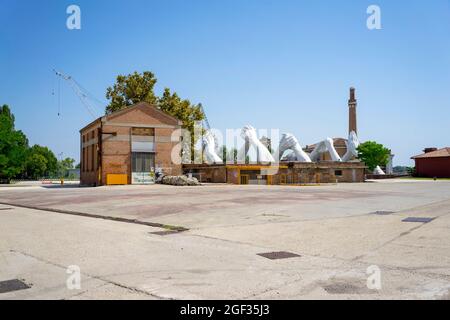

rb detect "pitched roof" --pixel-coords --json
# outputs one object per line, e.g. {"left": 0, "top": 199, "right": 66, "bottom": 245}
{"left": 80, "top": 102, "right": 182, "bottom": 132}
{"left": 412, "top": 148, "right": 450, "bottom": 159}
{"left": 104, "top": 102, "right": 182, "bottom": 125}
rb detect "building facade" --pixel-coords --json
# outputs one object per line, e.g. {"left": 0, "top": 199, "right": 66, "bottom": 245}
{"left": 80, "top": 102, "right": 182, "bottom": 186}
{"left": 411, "top": 147, "right": 450, "bottom": 178}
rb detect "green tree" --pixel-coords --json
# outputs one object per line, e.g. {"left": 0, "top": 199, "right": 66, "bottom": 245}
{"left": 229, "top": 148, "right": 238, "bottom": 163}
{"left": 0, "top": 105, "right": 29, "bottom": 182}
{"left": 158, "top": 88, "right": 204, "bottom": 134}
{"left": 28, "top": 145, "right": 58, "bottom": 177}
{"left": 58, "top": 157, "right": 75, "bottom": 177}
{"left": 104, "top": 71, "right": 205, "bottom": 158}
{"left": 26, "top": 154, "right": 48, "bottom": 179}
{"left": 357, "top": 141, "right": 390, "bottom": 171}
{"left": 105, "top": 71, "right": 158, "bottom": 114}
{"left": 158, "top": 88, "right": 204, "bottom": 155}
{"left": 219, "top": 145, "right": 227, "bottom": 162}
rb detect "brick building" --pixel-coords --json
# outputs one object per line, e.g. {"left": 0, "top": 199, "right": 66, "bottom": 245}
{"left": 80, "top": 102, "right": 182, "bottom": 186}
{"left": 411, "top": 147, "right": 450, "bottom": 178}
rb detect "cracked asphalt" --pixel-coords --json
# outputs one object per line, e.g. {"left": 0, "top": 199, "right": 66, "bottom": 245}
{"left": 1, "top": 179, "right": 450, "bottom": 299}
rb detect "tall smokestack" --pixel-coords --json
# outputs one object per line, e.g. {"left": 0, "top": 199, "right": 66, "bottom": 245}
{"left": 348, "top": 87, "right": 357, "bottom": 135}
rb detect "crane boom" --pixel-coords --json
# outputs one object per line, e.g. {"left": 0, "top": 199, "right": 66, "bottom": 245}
{"left": 199, "top": 104, "right": 211, "bottom": 130}
{"left": 53, "top": 69, "right": 100, "bottom": 118}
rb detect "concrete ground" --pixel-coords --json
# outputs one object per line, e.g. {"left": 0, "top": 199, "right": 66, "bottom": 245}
{"left": 0, "top": 179, "right": 449, "bottom": 300}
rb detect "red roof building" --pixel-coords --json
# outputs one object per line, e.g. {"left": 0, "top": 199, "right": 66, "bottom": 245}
{"left": 411, "top": 147, "right": 450, "bottom": 178}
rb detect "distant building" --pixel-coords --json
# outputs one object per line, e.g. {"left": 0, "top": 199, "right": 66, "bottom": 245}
{"left": 411, "top": 147, "right": 450, "bottom": 178}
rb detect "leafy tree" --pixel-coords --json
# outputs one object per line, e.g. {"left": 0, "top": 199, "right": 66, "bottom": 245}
{"left": 219, "top": 146, "right": 227, "bottom": 162}
{"left": 407, "top": 166, "right": 416, "bottom": 177}
{"left": 219, "top": 146, "right": 239, "bottom": 163}
{"left": 357, "top": 141, "right": 390, "bottom": 171}
{"left": 0, "top": 105, "right": 29, "bottom": 182}
{"left": 158, "top": 88, "right": 204, "bottom": 156}
{"left": 28, "top": 145, "right": 58, "bottom": 177}
{"left": 158, "top": 88, "right": 204, "bottom": 136}
{"left": 26, "top": 154, "right": 48, "bottom": 179}
{"left": 60, "top": 157, "right": 75, "bottom": 170}
{"left": 105, "top": 71, "right": 158, "bottom": 114}
{"left": 58, "top": 157, "right": 76, "bottom": 177}
{"left": 228, "top": 148, "right": 238, "bottom": 163}
{"left": 104, "top": 71, "right": 205, "bottom": 158}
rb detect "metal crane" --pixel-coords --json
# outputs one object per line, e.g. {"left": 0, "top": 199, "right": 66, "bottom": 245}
{"left": 199, "top": 103, "right": 221, "bottom": 155}
{"left": 53, "top": 69, "right": 102, "bottom": 119}
{"left": 199, "top": 103, "right": 211, "bottom": 130}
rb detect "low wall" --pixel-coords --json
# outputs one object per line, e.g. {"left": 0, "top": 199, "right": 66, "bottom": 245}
{"left": 183, "top": 164, "right": 227, "bottom": 183}
{"left": 183, "top": 161, "right": 366, "bottom": 184}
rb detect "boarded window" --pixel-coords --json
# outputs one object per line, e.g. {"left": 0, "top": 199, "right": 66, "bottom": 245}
{"left": 82, "top": 148, "right": 85, "bottom": 172}
{"left": 131, "top": 128, "right": 155, "bottom": 136}
{"left": 91, "top": 145, "right": 95, "bottom": 171}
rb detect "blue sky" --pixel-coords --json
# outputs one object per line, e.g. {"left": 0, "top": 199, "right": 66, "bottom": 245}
{"left": 1, "top": 0, "right": 449, "bottom": 165}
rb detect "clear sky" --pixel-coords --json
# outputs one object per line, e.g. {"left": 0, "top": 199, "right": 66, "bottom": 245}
{"left": 1, "top": 0, "right": 449, "bottom": 165}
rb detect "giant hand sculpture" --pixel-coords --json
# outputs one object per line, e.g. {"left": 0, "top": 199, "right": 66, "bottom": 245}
{"left": 277, "top": 131, "right": 361, "bottom": 163}
{"left": 276, "top": 133, "right": 312, "bottom": 162}
{"left": 309, "top": 138, "right": 341, "bottom": 162}
{"left": 203, "top": 131, "right": 223, "bottom": 164}
{"left": 341, "top": 131, "right": 360, "bottom": 162}
{"left": 373, "top": 165, "right": 386, "bottom": 175}
{"left": 237, "top": 125, "right": 275, "bottom": 163}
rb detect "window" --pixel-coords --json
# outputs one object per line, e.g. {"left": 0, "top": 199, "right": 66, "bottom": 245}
{"left": 82, "top": 148, "right": 85, "bottom": 172}
{"left": 91, "top": 145, "right": 95, "bottom": 171}
{"left": 132, "top": 152, "right": 155, "bottom": 172}
{"left": 335, "top": 170, "right": 343, "bottom": 176}
{"left": 84, "top": 147, "right": 88, "bottom": 172}
{"left": 131, "top": 127, "right": 155, "bottom": 153}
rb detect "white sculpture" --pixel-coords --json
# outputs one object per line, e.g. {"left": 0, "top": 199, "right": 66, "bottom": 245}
{"left": 202, "top": 130, "right": 223, "bottom": 164}
{"left": 237, "top": 125, "right": 275, "bottom": 163}
{"left": 278, "top": 131, "right": 360, "bottom": 163}
{"left": 309, "top": 137, "right": 341, "bottom": 162}
{"left": 341, "top": 131, "right": 360, "bottom": 162}
{"left": 276, "top": 133, "right": 312, "bottom": 162}
{"left": 373, "top": 165, "right": 386, "bottom": 175}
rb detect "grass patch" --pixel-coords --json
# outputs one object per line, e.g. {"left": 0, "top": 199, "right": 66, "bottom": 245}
{"left": 399, "top": 177, "right": 450, "bottom": 181}
{"left": 161, "top": 224, "right": 189, "bottom": 232}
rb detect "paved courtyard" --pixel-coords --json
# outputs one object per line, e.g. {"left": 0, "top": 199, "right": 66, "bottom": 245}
{"left": 1, "top": 180, "right": 450, "bottom": 299}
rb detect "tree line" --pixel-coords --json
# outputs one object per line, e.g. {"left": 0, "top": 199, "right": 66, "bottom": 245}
{"left": 0, "top": 105, "right": 76, "bottom": 183}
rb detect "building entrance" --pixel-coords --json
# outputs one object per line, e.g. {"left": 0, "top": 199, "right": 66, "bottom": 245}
{"left": 131, "top": 152, "right": 155, "bottom": 184}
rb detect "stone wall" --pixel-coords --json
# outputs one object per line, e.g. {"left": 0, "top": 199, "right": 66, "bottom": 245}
{"left": 183, "top": 164, "right": 227, "bottom": 183}
{"left": 183, "top": 161, "right": 366, "bottom": 185}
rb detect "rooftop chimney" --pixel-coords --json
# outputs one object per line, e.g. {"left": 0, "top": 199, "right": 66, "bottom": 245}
{"left": 423, "top": 147, "right": 438, "bottom": 154}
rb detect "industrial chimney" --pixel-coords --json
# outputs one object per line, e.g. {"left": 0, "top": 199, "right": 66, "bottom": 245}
{"left": 348, "top": 87, "right": 357, "bottom": 135}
